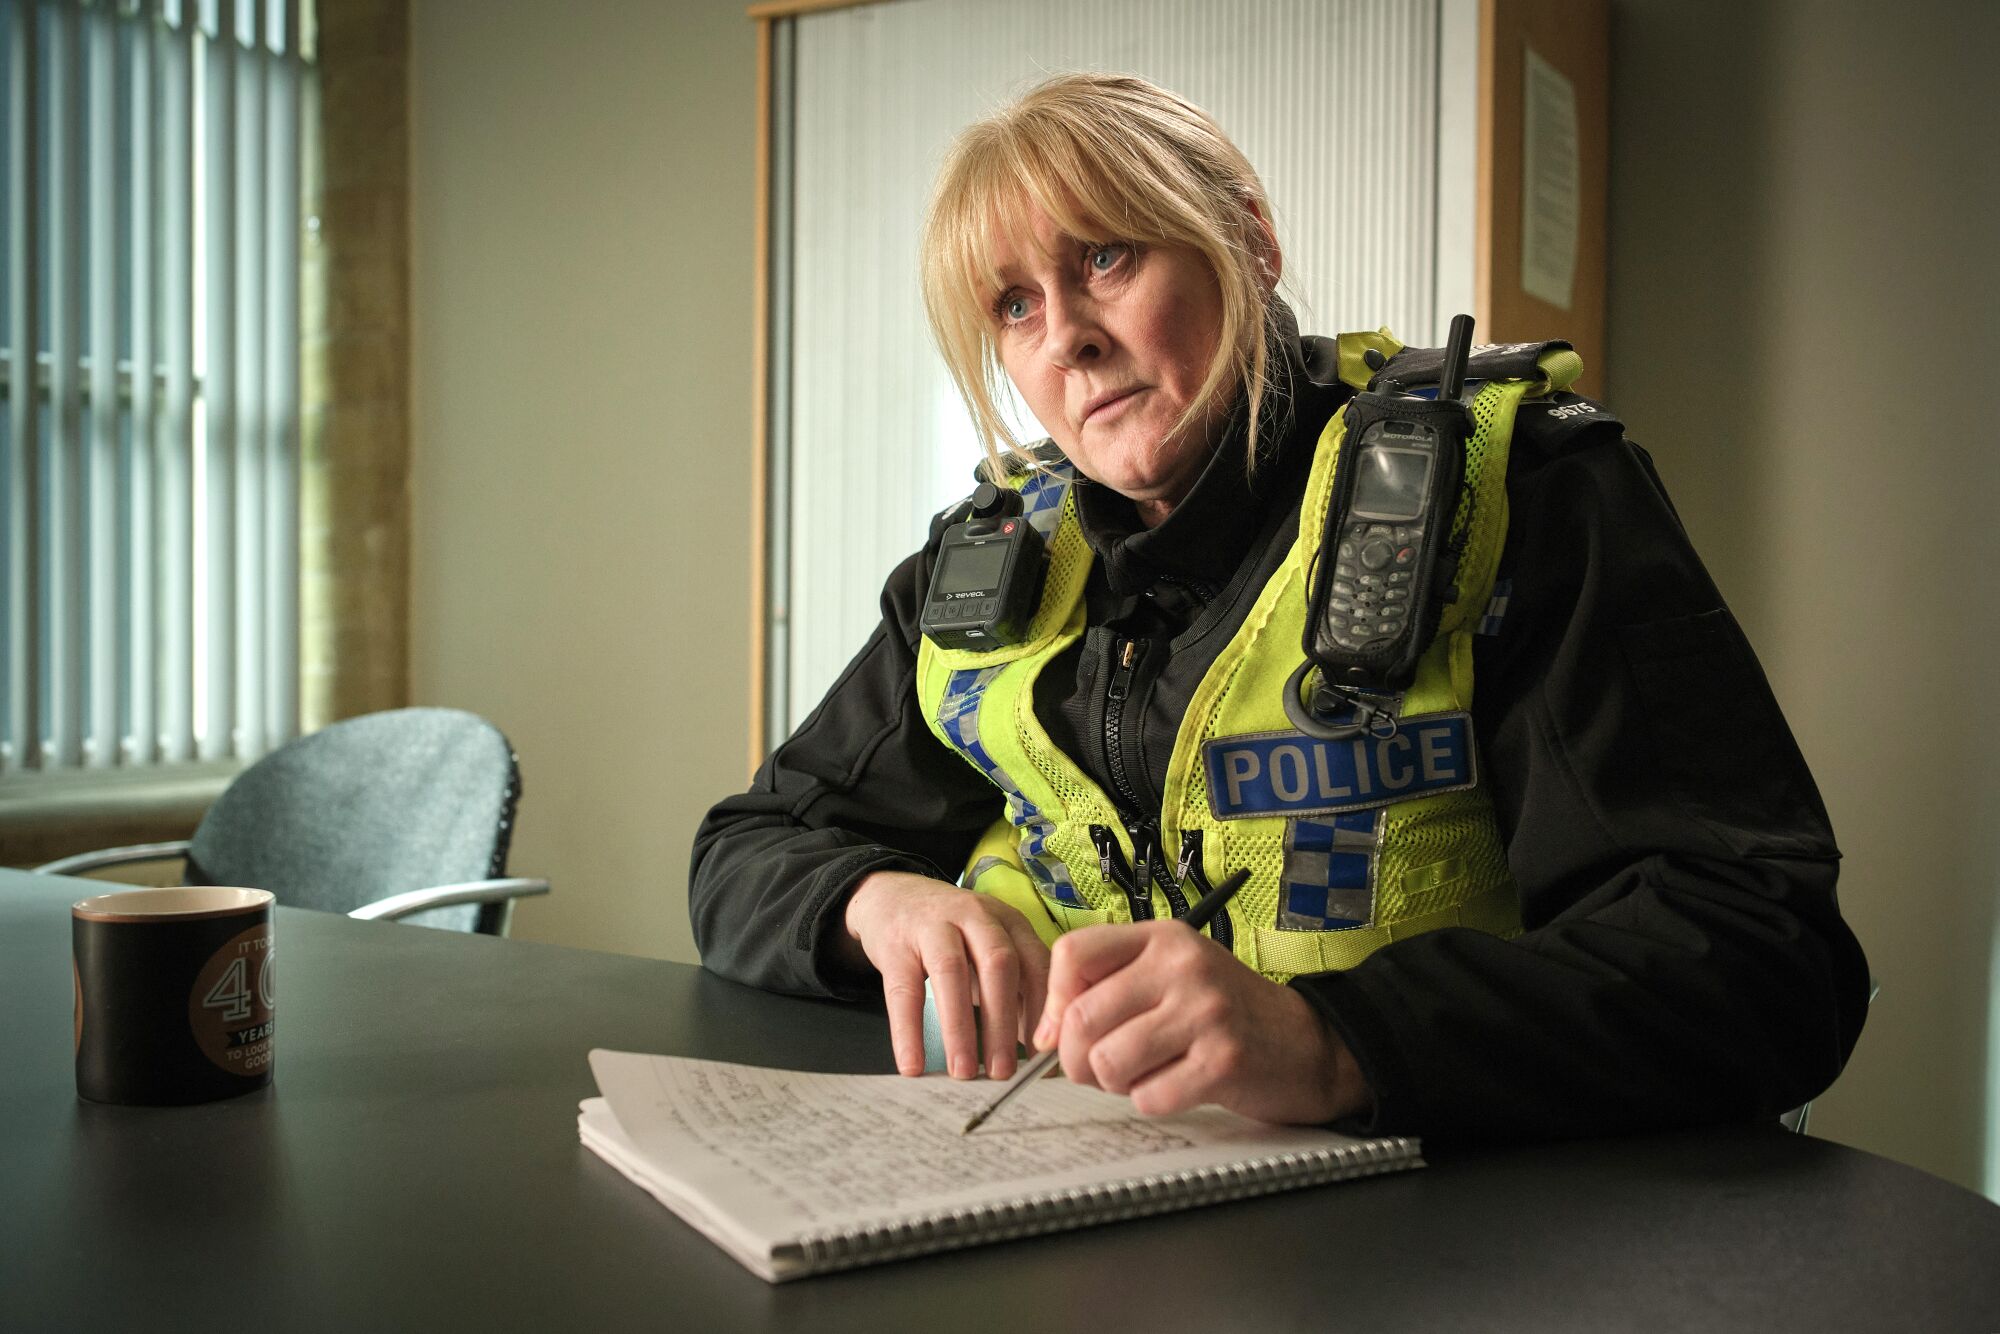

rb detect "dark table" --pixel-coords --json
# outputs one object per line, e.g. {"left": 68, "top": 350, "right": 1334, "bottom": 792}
{"left": 3, "top": 866, "right": 1996, "bottom": 1333}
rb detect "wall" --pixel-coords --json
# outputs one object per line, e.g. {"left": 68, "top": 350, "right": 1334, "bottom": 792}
{"left": 408, "top": 0, "right": 756, "bottom": 965}
{"left": 1608, "top": 0, "right": 1998, "bottom": 1195}
{"left": 406, "top": 0, "right": 1998, "bottom": 1196}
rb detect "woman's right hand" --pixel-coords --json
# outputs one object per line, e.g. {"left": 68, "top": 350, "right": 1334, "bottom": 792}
{"left": 842, "top": 870, "right": 1052, "bottom": 1082}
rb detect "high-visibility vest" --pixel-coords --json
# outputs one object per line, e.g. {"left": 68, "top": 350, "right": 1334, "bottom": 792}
{"left": 917, "top": 331, "right": 1584, "bottom": 980}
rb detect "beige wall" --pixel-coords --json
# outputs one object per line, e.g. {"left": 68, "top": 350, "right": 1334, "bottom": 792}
{"left": 1609, "top": 0, "right": 1997, "bottom": 1196}
{"left": 407, "top": 0, "right": 1997, "bottom": 1196}
{"left": 408, "top": 0, "right": 755, "bottom": 965}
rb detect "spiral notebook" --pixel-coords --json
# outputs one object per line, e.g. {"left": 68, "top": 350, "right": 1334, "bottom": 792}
{"left": 580, "top": 1048, "right": 1422, "bottom": 1282}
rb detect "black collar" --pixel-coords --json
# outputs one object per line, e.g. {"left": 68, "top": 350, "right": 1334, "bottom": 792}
{"left": 1076, "top": 311, "right": 1348, "bottom": 596}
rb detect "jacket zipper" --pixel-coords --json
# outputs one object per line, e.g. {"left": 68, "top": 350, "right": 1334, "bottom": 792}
{"left": 1101, "top": 638, "right": 1182, "bottom": 923}
{"left": 1099, "top": 635, "right": 1239, "bottom": 936}
{"left": 1104, "top": 637, "right": 1146, "bottom": 815}
{"left": 1088, "top": 824, "right": 1239, "bottom": 942}
{"left": 1129, "top": 817, "right": 1189, "bottom": 919}
{"left": 1089, "top": 824, "right": 1153, "bottom": 922}
{"left": 1174, "top": 829, "right": 1235, "bottom": 950}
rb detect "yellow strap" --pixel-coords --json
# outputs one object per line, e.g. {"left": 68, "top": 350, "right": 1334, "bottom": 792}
{"left": 1533, "top": 346, "right": 1584, "bottom": 394}
{"left": 1334, "top": 328, "right": 1406, "bottom": 390}
{"left": 1252, "top": 880, "right": 1521, "bottom": 974}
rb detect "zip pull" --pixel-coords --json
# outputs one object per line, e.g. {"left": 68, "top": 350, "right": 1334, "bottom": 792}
{"left": 1170, "top": 829, "right": 1234, "bottom": 950}
{"left": 1126, "top": 816, "right": 1188, "bottom": 919}
{"left": 1107, "top": 637, "right": 1138, "bottom": 702}
{"left": 1090, "top": 823, "right": 1127, "bottom": 888}
{"left": 1089, "top": 823, "right": 1153, "bottom": 921}
{"left": 1174, "top": 828, "right": 1204, "bottom": 885}
{"left": 1103, "top": 637, "right": 1149, "bottom": 814}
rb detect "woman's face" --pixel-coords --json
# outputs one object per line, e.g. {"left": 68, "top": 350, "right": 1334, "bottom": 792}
{"left": 987, "top": 207, "right": 1229, "bottom": 525}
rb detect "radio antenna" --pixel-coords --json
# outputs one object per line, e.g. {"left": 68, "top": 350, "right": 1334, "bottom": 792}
{"left": 1438, "top": 314, "right": 1475, "bottom": 404}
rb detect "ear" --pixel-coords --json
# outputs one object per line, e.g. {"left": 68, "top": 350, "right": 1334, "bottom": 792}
{"left": 1245, "top": 198, "right": 1282, "bottom": 291}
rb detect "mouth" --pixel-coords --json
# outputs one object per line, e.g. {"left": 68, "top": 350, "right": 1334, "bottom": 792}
{"left": 1080, "top": 386, "right": 1143, "bottom": 424}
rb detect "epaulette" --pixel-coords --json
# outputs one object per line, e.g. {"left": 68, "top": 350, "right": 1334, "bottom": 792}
{"left": 1510, "top": 392, "right": 1625, "bottom": 459}
{"left": 1299, "top": 334, "right": 1343, "bottom": 388}
{"left": 1367, "top": 339, "right": 1575, "bottom": 393}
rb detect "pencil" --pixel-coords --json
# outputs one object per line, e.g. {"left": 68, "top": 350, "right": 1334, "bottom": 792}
{"left": 960, "top": 868, "right": 1252, "bottom": 1135}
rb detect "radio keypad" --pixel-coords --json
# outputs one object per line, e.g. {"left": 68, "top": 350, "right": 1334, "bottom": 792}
{"left": 1330, "top": 518, "right": 1425, "bottom": 650}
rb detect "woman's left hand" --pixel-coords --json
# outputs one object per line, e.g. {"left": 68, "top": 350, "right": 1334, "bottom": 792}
{"left": 1033, "top": 921, "right": 1374, "bottom": 1125}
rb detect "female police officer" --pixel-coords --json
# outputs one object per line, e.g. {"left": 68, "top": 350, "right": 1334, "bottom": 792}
{"left": 690, "top": 73, "right": 1870, "bottom": 1141}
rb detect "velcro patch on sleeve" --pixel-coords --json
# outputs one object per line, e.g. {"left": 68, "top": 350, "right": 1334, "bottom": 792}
{"left": 1512, "top": 393, "right": 1624, "bottom": 456}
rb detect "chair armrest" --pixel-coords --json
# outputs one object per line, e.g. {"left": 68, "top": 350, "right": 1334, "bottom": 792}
{"left": 32, "top": 841, "right": 194, "bottom": 877}
{"left": 347, "top": 877, "right": 551, "bottom": 922}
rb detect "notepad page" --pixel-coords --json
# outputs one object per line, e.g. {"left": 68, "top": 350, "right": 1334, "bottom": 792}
{"left": 586, "top": 1049, "right": 1399, "bottom": 1254}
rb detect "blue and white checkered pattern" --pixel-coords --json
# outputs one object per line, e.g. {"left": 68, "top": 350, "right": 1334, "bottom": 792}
{"left": 930, "top": 463, "right": 1081, "bottom": 906}
{"left": 938, "top": 666, "right": 1008, "bottom": 776}
{"left": 1476, "top": 578, "right": 1512, "bottom": 636}
{"left": 938, "top": 665, "right": 1078, "bottom": 905}
{"left": 1277, "top": 810, "right": 1380, "bottom": 931}
{"left": 1016, "top": 463, "right": 1073, "bottom": 537}
{"left": 1009, "top": 793, "right": 1080, "bottom": 905}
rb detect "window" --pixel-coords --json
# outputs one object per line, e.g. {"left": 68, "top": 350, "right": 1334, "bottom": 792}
{"left": 758, "top": 0, "right": 1475, "bottom": 749}
{"left": 0, "top": 0, "right": 314, "bottom": 779}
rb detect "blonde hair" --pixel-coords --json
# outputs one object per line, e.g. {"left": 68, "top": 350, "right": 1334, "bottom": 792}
{"left": 920, "top": 73, "right": 1280, "bottom": 480}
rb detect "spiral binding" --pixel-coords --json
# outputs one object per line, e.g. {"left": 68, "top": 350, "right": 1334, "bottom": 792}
{"left": 789, "top": 1136, "right": 1421, "bottom": 1276}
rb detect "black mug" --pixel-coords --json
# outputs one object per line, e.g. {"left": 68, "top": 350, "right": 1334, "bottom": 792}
{"left": 72, "top": 887, "right": 277, "bottom": 1105}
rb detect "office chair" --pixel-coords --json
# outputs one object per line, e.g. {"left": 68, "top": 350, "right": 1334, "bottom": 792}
{"left": 34, "top": 707, "right": 549, "bottom": 935}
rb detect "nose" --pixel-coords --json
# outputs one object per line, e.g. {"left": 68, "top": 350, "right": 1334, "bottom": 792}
{"left": 1043, "top": 288, "right": 1105, "bottom": 370}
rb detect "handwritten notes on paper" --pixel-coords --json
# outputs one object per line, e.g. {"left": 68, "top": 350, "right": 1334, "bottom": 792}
{"left": 582, "top": 1050, "right": 1423, "bottom": 1281}
{"left": 587, "top": 1050, "right": 1348, "bottom": 1234}
{"left": 664, "top": 1060, "right": 1215, "bottom": 1222}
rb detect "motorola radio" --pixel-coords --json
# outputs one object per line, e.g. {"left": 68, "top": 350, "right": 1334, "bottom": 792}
{"left": 1285, "top": 313, "right": 1478, "bottom": 739}
{"left": 919, "top": 481, "right": 1047, "bottom": 650}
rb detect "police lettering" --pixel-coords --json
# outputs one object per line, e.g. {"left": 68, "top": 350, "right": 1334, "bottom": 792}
{"left": 1313, "top": 745, "right": 1350, "bottom": 800}
{"left": 1420, "top": 728, "right": 1452, "bottom": 782}
{"left": 1203, "top": 715, "right": 1477, "bottom": 819}
{"left": 1380, "top": 732, "right": 1414, "bottom": 789}
{"left": 1270, "top": 745, "right": 1309, "bottom": 802}
{"left": 1224, "top": 750, "right": 1260, "bottom": 808}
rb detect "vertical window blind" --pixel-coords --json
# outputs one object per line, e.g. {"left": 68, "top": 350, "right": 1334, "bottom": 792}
{"left": 766, "top": 0, "right": 1474, "bottom": 744}
{"left": 0, "top": 0, "right": 311, "bottom": 779}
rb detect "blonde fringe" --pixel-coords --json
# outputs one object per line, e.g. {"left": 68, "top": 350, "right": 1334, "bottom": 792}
{"left": 919, "top": 73, "right": 1278, "bottom": 484}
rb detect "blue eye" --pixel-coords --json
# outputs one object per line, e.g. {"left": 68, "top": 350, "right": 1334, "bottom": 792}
{"left": 1089, "top": 245, "right": 1126, "bottom": 273}
{"left": 1000, "top": 294, "right": 1031, "bottom": 322}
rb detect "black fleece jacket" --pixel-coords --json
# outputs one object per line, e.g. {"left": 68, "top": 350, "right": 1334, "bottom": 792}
{"left": 689, "top": 326, "right": 1871, "bottom": 1145}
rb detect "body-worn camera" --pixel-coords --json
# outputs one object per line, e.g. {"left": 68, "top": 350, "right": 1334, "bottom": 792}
{"left": 919, "top": 482, "right": 1047, "bottom": 650}
{"left": 1287, "top": 314, "right": 1478, "bottom": 738}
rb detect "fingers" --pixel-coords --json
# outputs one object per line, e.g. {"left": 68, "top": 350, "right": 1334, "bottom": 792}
{"left": 878, "top": 955, "right": 929, "bottom": 1078}
{"left": 919, "top": 925, "right": 980, "bottom": 1080}
{"left": 958, "top": 918, "right": 1021, "bottom": 1080}
{"left": 1089, "top": 1001, "right": 1215, "bottom": 1099}
{"left": 1033, "top": 923, "right": 1266, "bottom": 1109}
{"left": 1055, "top": 964, "right": 1171, "bottom": 1092}
{"left": 1125, "top": 1054, "right": 1204, "bottom": 1118}
{"left": 847, "top": 872, "right": 1055, "bottom": 1081}
{"left": 1005, "top": 917, "right": 1052, "bottom": 1048}
{"left": 1035, "top": 923, "right": 1152, "bottom": 1050}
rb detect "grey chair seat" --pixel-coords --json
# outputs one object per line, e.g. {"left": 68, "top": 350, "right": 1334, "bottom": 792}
{"left": 35, "top": 708, "right": 548, "bottom": 935}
